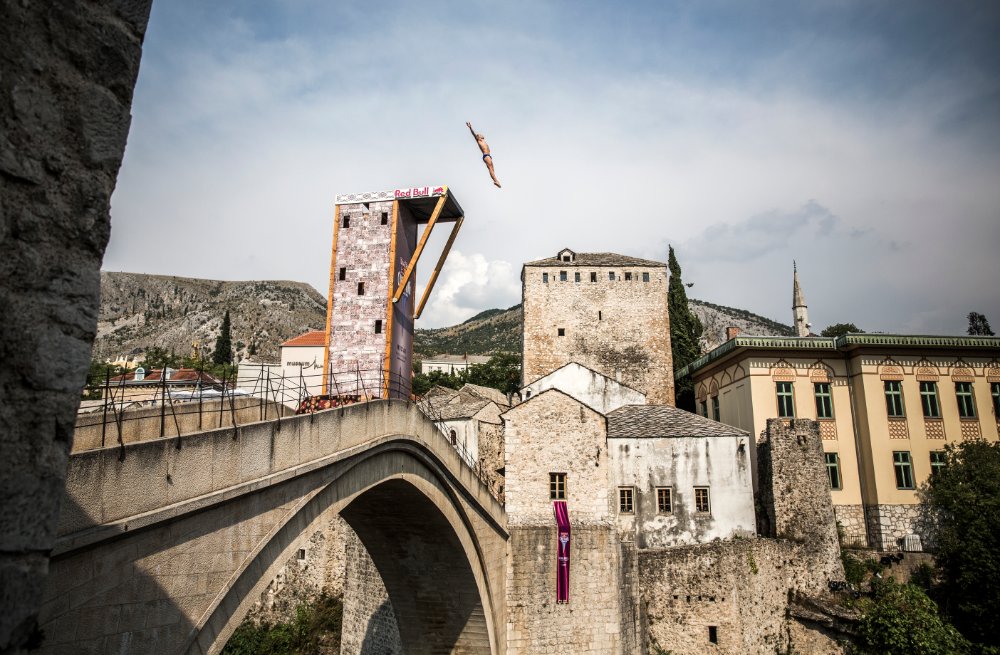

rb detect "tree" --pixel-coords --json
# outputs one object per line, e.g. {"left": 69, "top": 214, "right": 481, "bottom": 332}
{"left": 967, "top": 312, "right": 995, "bottom": 336}
{"left": 667, "top": 246, "right": 703, "bottom": 410}
{"left": 142, "top": 346, "right": 180, "bottom": 371}
{"left": 411, "top": 369, "right": 465, "bottom": 396}
{"left": 820, "top": 323, "right": 864, "bottom": 338}
{"left": 857, "top": 578, "right": 969, "bottom": 655}
{"left": 213, "top": 311, "right": 233, "bottom": 365}
{"left": 465, "top": 353, "right": 521, "bottom": 395}
{"left": 922, "top": 440, "right": 1000, "bottom": 647}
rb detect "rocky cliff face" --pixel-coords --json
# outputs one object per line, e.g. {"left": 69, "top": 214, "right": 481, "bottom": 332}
{"left": 690, "top": 298, "right": 795, "bottom": 351}
{"left": 95, "top": 272, "right": 327, "bottom": 361}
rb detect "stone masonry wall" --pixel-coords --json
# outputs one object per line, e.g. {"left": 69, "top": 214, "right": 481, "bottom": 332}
{"left": 640, "top": 538, "right": 852, "bottom": 655}
{"left": 340, "top": 528, "right": 401, "bottom": 655}
{"left": 757, "top": 418, "right": 842, "bottom": 595}
{"left": 833, "top": 504, "right": 867, "bottom": 548}
{"left": 522, "top": 263, "right": 674, "bottom": 404}
{"left": 506, "top": 526, "right": 628, "bottom": 654}
{"left": 478, "top": 421, "right": 506, "bottom": 502}
{"left": 865, "top": 503, "right": 937, "bottom": 551}
{"left": 0, "top": 2, "right": 153, "bottom": 651}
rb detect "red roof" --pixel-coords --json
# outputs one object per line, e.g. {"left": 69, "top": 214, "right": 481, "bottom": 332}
{"left": 282, "top": 330, "right": 327, "bottom": 347}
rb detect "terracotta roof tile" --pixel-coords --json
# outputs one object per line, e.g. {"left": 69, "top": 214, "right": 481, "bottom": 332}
{"left": 282, "top": 330, "right": 326, "bottom": 347}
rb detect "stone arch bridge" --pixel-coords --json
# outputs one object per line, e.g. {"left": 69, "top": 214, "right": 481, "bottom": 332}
{"left": 37, "top": 400, "right": 508, "bottom": 654}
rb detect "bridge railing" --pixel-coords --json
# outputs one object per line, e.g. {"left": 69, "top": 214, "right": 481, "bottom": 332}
{"left": 77, "top": 365, "right": 501, "bottom": 499}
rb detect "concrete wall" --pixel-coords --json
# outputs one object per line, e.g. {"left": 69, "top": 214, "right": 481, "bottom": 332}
{"left": 522, "top": 262, "right": 674, "bottom": 404}
{"left": 38, "top": 400, "right": 508, "bottom": 655}
{"left": 72, "top": 397, "right": 294, "bottom": 452}
{"left": 0, "top": 2, "right": 154, "bottom": 650}
{"left": 503, "top": 390, "right": 610, "bottom": 525}
{"left": 522, "top": 362, "right": 646, "bottom": 414}
{"left": 609, "top": 435, "right": 755, "bottom": 548}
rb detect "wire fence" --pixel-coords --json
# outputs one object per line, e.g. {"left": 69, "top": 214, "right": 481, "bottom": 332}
{"left": 78, "top": 363, "right": 501, "bottom": 498}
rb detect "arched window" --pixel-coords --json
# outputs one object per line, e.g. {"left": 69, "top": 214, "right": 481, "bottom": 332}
{"left": 450, "top": 429, "right": 457, "bottom": 445}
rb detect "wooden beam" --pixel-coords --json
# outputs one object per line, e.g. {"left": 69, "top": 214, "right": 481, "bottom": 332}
{"left": 414, "top": 215, "right": 463, "bottom": 319}
{"left": 322, "top": 204, "right": 341, "bottom": 394}
{"left": 392, "top": 191, "right": 449, "bottom": 305}
{"left": 381, "top": 200, "right": 400, "bottom": 397}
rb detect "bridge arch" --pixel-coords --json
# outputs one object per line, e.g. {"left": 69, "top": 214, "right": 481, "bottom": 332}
{"left": 191, "top": 439, "right": 500, "bottom": 654}
{"left": 40, "top": 400, "right": 507, "bottom": 655}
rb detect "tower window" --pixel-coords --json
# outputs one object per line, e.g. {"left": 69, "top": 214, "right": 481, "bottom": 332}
{"left": 297, "top": 548, "right": 306, "bottom": 560}
{"left": 825, "top": 452, "right": 842, "bottom": 489}
{"left": 814, "top": 382, "right": 833, "bottom": 419}
{"left": 550, "top": 472, "right": 566, "bottom": 500}
{"left": 642, "top": 272, "right": 650, "bottom": 282}
{"left": 342, "top": 216, "right": 350, "bottom": 228}
{"left": 339, "top": 267, "right": 346, "bottom": 281}
{"left": 708, "top": 626, "right": 718, "bottom": 644}
{"left": 542, "top": 272, "right": 549, "bottom": 283}
{"left": 608, "top": 272, "right": 615, "bottom": 281}
{"left": 574, "top": 272, "right": 581, "bottom": 282}
{"left": 559, "top": 271, "right": 567, "bottom": 282}
{"left": 381, "top": 212, "right": 388, "bottom": 225}
{"left": 375, "top": 320, "right": 382, "bottom": 334}
{"left": 776, "top": 382, "right": 795, "bottom": 418}
{"left": 656, "top": 487, "right": 672, "bottom": 513}
{"left": 357, "top": 282, "right": 365, "bottom": 295}
{"left": 557, "top": 328, "right": 565, "bottom": 337}
{"left": 450, "top": 429, "right": 457, "bottom": 445}
{"left": 625, "top": 272, "right": 633, "bottom": 281}
{"left": 694, "top": 487, "right": 711, "bottom": 513}
{"left": 893, "top": 451, "right": 914, "bottom": 489}
{"left": 598, "top": 311, "right": 602, "bottom": 321}
{"left": 590, "top": 272, "right": 597, "bottom": 282}
{"left": 955, "top": 382, "right": 976, "bottom": 418}
{"left": 884, "top": 380, "right": 905, "bottom": 417}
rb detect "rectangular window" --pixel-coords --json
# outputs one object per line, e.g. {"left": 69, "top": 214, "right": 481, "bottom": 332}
{"left": 825, "top": 452, "right": 842, "bottom": 490}
{"left": 893, "top": 451, "right": 914, "bottom": 489}
{"left": 574, "top": 271, "right": 581, "bottom": 283}
{"left": 542, "top": 272, "right": 548, "bottom": 283}
{"left": 814, "top": 382, "right": 833, "bottom": 419}
{"left": 549, "top": 473, "right": 566, "bottom": 500}
{"left": 598, "top": 311, "right": 602, "bottom": 321}
{"left": 380, "top": 211, "right": 388, "bottom": 225}
{"left": 993, "top": 382, "right": 1000, "bottom": 416}
{"left": 559, "top": 271, "right": 567, "bottom": 282}
{"left": 618, "top": 487, "right": 634, "bottom": 514}
{"left": 624, "top": 272, "right": 633, "bottom": 281}
{"left": 557, "top": 328, "right": 565, "bottom": 337}
{"left": 712, "top": 396, "right": 720, "bottom": 421}
{"left": 609, "top": 272, "right": 615, "bottom": 281}
{"left": 694, "top": 487, "right": 711, "bottom": 513}
{"left": 884, "top": 380, "right": 905, "bottom": 417}
{"left": 339, "top": 267, "right": 346, "bottom": 281}
{"left": 374, "top": 320, "right": 382, "bottom": 334}
{"left": 930, "top": 451, "right": 946, "bottom": 477}
{"left": 357, "top": 282, "right": 365, "bottom": 295}
{"left": 642, "top": 272, "right": 650, "bottom": 282}
{"left": 776, "top": 381, "right": 795, "bottom": 418}
{"left": 920, "top": 381, "right": 941, "bottom": 418}
{"left": 699, "top": 400, "right": 708, "bottom": 418}
{"left": 656, "top": 487, "right": 672, "bottom": 513}
{"left": 590, "top": 272, "right": 597, "bottom": 282}
{"left": 342, "top": 216, "right": 350, "bottom": 228}
{"left": 956, "top": 382, "right": 976, "bottom": 418}
{"left": 708, "top": 626, "right": 718, "bottom": 644}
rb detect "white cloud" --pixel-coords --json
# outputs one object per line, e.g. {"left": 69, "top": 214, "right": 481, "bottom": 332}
{"left": 415, "top": 251, "right": 520, "bottom": 329}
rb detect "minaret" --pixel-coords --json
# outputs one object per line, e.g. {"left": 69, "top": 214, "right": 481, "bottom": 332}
{"left": 792, "top": 261, "right": 811, "bottom": 337}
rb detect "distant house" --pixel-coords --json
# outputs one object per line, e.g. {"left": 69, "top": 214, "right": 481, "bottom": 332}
{"left": 106, "top": 367, "right": 223, "bottom": 402}
{"left": 421, "top": 354, "right": 491, "bottom": 375}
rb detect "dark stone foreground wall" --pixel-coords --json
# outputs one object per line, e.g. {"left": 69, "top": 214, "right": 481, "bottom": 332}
{"left": 0, "top": 2, "right": 153, "bottom": 650}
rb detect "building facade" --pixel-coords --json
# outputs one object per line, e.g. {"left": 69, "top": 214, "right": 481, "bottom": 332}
{"left": 679, "top": 333, "right": 1000, "bottom": 549}
{"left": 420, "top": 354, "right": 491, "bottom": 375}
{"left": 521, "top": 248, "right": 675, "bottom": 404}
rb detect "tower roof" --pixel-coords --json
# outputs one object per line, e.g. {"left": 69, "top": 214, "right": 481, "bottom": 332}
{"left": 792, "top": 261, "right": 806, "bottom": 309}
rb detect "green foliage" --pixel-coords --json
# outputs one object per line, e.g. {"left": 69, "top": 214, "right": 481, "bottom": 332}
{"left": 667, "top": 246, "right": 703, "bottom": 411}
{"left": 213, "top": 310, "right": 233, "bottom": 365}
{"left": 911, "top": 562, "right": 935, "bottom": 592}
{"left": 414, "top": 304, "right": 522, "bottom": 357}
{"left": 841, "top": 551, "right": 868, "bottom": 586}
{"left": 967, "top": 312, "right": 995, "bottom": 336}
{"left": 747, "top": 550, "right": 758, "bottom": 575}
{"left": 221, "top": 592, "right": 343, "bottom": 655}
{"left": 857, "top": 579, "right": 969, "bottom": 655}
{"left": 412, "top": 369, "right": 465, "bottom": 396}
{"left": 142, "top": 346, "right": 181, "bottom": 371}
{"left": 924, "top": 440, "right": 1000, "bottom": 646}
{"left": 83, "top": 360, "right": 124, "bottom": 399}
{"left": 465, "top": 352, "right": 521, "bottom": 395}
{"left": 820, "top": 322, "right": 864, "bottom": 337}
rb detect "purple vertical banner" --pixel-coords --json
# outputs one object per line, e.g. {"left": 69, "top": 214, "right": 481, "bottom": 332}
{"left": 553, "top": 500, "right": 571, "bottom": 604}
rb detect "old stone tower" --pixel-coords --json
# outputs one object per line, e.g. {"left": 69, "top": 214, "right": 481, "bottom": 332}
{"left": 324, "top": 186, "right": 464, "bottom": 398}
{"left": 521, "top": 248, "right": 675, "bottom": 404}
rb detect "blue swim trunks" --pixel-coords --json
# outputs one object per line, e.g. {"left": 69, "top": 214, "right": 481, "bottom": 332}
{"left": 483, "top": 153, "right": 492, "bottom": 161}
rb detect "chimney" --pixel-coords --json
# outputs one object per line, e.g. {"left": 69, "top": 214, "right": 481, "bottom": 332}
{"left": 726, "top": 326, "right": 741, "bottom": 341}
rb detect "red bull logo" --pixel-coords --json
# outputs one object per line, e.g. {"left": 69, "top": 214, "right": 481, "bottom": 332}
{"left": 394, "top": 186, "right": 445, "bottom": 199}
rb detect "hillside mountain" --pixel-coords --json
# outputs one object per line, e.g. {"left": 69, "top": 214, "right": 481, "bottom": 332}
{"left": 95, "top": 272, "right": 327, "bottom": 362}
{"left": 95, "top": 273, "right": 794, "bottom": 364}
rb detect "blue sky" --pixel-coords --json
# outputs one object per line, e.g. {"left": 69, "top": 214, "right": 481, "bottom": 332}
{"left": 105, "top": 0, "right": 1000, "bottom": 334}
